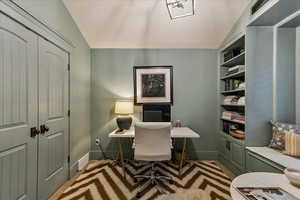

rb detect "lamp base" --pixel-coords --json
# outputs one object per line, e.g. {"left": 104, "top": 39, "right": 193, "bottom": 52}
{"left": 116, "top": 116, "right": 132, "bottom": 131}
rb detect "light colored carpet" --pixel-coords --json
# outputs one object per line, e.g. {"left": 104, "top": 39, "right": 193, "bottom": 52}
{"left": 57, "top": 160, "right": 232, "bottom": 200}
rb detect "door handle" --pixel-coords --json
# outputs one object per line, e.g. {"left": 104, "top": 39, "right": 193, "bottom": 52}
{"left": 40, "top": 125, "right": 49, "bottom": 134}
{"left": 31, "top": 127, "right": 40, "bottom": 138}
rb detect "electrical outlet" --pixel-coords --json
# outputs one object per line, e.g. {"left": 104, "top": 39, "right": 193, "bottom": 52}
{"left": 95, "top": 137, "right": 101, "bottom": 146}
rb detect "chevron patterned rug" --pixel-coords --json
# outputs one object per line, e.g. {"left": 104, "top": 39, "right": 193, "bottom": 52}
{"left": 57, "top": 160, "right": 232, "bottom": 200}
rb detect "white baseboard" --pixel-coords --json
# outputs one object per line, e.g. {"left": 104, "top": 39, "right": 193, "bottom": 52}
{"left": 78, "top": 152, "right": 89, "bottom": 170}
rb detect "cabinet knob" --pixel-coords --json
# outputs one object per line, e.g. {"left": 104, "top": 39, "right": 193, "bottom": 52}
{"left": 30, "top": 127, "right": 40, "bottom": 138}
{"left": 40, "top": 125, "right": 49, "bottom": 134}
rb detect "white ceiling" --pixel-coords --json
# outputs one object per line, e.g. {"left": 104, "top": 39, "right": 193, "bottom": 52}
{"left": 63, "top": 0, "right": 250, "bottom": 49}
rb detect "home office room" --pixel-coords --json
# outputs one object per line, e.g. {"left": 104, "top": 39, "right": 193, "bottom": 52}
{"left": 0, "top": 0, "right": 300, "bottom": 200}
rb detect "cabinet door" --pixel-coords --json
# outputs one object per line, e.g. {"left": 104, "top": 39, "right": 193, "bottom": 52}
{"left": 219, "top": 137, "right": 226, "bottom": 156}
{"left": 219, "top": 136, "right": 231, "bottom": 160}
{"left": 38, "top": 38, "right": 69, "bottom": 200}
{"left": 231, "top": 142, "right": 245, "bottom": 170}
{"left": 246, "top": 151, "right": 283, "bottom": 173}
{"left": 0, "top": 14, "right": 38, "bottom": 200}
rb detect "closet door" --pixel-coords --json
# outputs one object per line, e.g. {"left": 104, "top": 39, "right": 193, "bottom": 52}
{"left": 38, "top": 38, "right": 69, "bottom": 200}
{"left": 0, "top": 14, "right": 38, "bottom": 200}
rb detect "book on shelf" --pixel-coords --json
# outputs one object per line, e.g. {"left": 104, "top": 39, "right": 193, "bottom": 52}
{"left": 225, "top": 65, "right": 245, "bottom": 75}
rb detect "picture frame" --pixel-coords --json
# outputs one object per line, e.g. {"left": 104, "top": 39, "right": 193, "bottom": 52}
{"left": 133, "top": 66, "right": 173, "bottom": 105}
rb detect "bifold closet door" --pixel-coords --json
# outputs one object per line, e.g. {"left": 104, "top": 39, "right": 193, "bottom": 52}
{"left": 0, "top": 14, "right": 38, "bottom": 200}
{"left": 38, "top": 38, "right": 69, "bottom": 200}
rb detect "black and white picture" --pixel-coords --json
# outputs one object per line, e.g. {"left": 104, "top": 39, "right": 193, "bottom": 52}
{"left": 142, "top": 74, "right": 166, "bottom": 98}
{"left": 134, "top": 66, "right": 173, "bottom": 105}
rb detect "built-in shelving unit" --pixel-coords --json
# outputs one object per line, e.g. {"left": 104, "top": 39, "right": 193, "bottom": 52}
{"left": 218, "top": 34, "right": 246, "bottom": 174}
{"left": 217, "top": 0, "right": 300, "bottom": 176}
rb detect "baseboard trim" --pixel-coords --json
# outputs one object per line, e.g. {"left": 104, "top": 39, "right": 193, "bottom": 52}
{"left": 69, "top": 162, "right": 79, "bottom": 178}
{"left": 69, "top": 153, "right": 90, "bottom": 178}
{"left": 78, "top": 152, "right": 90, "bottom": 170}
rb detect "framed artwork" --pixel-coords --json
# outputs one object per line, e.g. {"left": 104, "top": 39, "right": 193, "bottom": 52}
{"left": 133, "top": 66, "right": 173, "bottom": 105}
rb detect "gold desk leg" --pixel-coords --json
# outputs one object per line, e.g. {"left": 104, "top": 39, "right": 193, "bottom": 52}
{"left": 179, "top": 138, "right": 187, "bottom": 176}
{"left": 117, "top": 137, "right": 126, "bottom": 179}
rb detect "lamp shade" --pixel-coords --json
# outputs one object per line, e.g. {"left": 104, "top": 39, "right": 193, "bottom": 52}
{"left": 115, "top": 101, "right": 134, "bottom": 114}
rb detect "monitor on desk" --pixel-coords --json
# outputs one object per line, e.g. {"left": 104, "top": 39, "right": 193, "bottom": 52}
{"left": 143, "top": 104, "right": 171, "bottom": 122}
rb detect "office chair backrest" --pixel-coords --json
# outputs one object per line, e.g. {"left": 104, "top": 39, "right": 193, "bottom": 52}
{"left": 134, "top": 122, "right": 171, "bottom": 161}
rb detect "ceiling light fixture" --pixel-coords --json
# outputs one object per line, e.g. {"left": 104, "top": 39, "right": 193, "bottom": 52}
{"left": 166, "top": 0, "right": 195, "bottom": 20}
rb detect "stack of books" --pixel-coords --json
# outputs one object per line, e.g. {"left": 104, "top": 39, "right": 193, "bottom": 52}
{"left": 222, "top": 111, "right": 245, "bottom": 122}
{"left": 225, "top": 65, "right": 245, "bottom": 75}
{"left": 223, "top": 96, "right": 239, "bottom": 105}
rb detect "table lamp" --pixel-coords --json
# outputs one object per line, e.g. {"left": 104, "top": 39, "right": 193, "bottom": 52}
{"left": 115, "top": 101, "right": 134, "bottom": 131}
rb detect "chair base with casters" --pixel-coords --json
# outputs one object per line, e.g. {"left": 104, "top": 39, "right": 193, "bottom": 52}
{"left": 134, "top": 162, "right": 174, "bottom": 198}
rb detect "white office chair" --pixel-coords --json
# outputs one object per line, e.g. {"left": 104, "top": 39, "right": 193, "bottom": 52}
{"left": 134, "top": 122, "right": 173, "bottom": 198}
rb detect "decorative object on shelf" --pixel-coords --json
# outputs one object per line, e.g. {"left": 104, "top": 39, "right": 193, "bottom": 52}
{"left": 222, "top": 121, "right": 231, "bottom": 133}
{"left": 175, "top": 120, "right": 182, "bottom": 127}
{"left": 115, "top": 101, "right": 134, "bottom": 131}
{"left": 134, "top": 66, "right": 173, "bottom": 105}
{"left": 230, "top": 129, "right": 245, "bottom": 140}
{"left": 166, "top": 0, "right": 195, "bottom": 20}
{"left": 284, "top": 168, "right": 300, "bottom": 188}
{"left": 283, "top": 131, "right": 300, "bottom": 158}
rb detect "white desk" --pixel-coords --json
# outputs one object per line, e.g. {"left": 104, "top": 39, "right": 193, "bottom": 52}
{"left": 230, "top": 173, "right": 300, "bottom": 200}
{"left": 109, "top": 127, "right": 200, "bottom": 138}
{"left": 109, "top": 127, "right": 200, "bottom": 178}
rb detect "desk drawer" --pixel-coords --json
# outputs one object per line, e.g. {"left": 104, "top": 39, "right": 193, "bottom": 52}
{"left": 246, "top": 150, "right": 284, "bottom": 173}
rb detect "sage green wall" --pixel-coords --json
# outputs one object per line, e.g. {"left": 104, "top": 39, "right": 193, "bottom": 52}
{"left": 91, "top": 49, "right": 218, "bottom": 160}
{"left": 11, "top": 0, "right": 91, "bottom": 169}
{"left": 296, "top": 27, "right": 300, "bottom": 124}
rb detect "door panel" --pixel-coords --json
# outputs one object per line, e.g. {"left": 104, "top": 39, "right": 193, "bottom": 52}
{"left": 38, "top": 38, "right": 69, "bottom": 200}
{"left": 231, "top": 142, "right": 244, "bottom": 170}
{"left": 0, "top": 14, "right": 38, "bottom": 200}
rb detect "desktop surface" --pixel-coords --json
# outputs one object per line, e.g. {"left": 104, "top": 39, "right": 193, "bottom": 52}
{"left": 109, "top": 127, "right": 200, "bottom": 138}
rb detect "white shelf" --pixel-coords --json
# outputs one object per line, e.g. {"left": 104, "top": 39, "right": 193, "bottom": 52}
{"left": 221, "top": 71, "right": 245, "bottom": 80}
{"left": 221, "top": 52, "right": 245, "bottom": 67}
{"left": 221, "top": 104, "right": 245, "bottom": 107}
{"left": 221, "top": 89, "right": 245, "bottom": 95}
{"left": 221, "top": 118, "right": 245, "bottom": 125}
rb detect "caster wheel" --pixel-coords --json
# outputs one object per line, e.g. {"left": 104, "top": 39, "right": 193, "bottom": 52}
{"left": 133, "top": 178, "right": 138, "bottom": 183}
{"left": 136, "top": 192, "right": 142, "bottom": 198}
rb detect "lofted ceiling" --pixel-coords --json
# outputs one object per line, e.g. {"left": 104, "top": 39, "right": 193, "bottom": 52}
{"left": 63, "top": 0, "right": 251, "bottom": 49}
